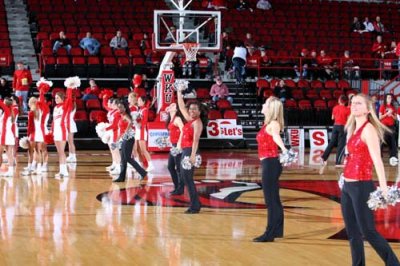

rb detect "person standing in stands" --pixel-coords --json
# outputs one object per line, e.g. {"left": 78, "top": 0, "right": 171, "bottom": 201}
{"left": 232, "top": 41, "right": 247, "bottom": 85}
{"left": 341, "top": 93, "right": 399, "bottom": 266}
{"left": 321, "top": 95, "right": 350, "bottom": 166}
{"left": 253, "top": 96, "right": 287, "bottom": 242}
{"left": 12, "top": 62, "right": 32, "bottom": 113}
{"left": 379, "top": 93, "right": 398, "bottom": 166}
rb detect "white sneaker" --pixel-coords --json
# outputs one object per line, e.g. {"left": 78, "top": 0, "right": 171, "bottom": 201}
{"left": 109, "top": 167, "right": 121, "bottom": 175}
{"left": 66, "top": 156, "right": 77, "bottom": 163}
{"left": 41, "top": 165, "right": 48, "bottom": 172}
{"left": 3, "top": 170, "right": 13, "bottom": 177}
{"left": 106, "top": 165, "right": 115, "bottom": 171}
{"left": 389, "top": 157, "right": 398, "bottom": 166}
{"left": 55, "top": 171, "right": 69, "bottom": 178}
{"left": 21, "top": 169, "right": 33, "bottom": 176}
{"left": 146, "top": 164, "right": 154, "bottom": 172}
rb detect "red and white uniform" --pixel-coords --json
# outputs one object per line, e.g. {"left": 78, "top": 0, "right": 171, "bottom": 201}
{"left": 130, "top": 105, "right": 139, "bottom": 132}
{"left": 27, "top": 96, "right": 49, "bottom": 142}
{"left": 0, "top": 100, "right": 15, "bottom": 145}
{"left": 11, "top": 104, "right": 19, "bottom": 139}
{"left": 135, "top": 106, "right": 148, "bottom": 141}
{"left": 68, "top": 108, "right": 77, "bottom": 133}
{"left": 52, "top": 89, "right": 73, "bottom": 141}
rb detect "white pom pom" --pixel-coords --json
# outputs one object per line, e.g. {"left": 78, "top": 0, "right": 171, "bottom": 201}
{"left": 367, "top": 186, "right": 400, "bottom": 210}
{"left": 101, "top": 131, "right": 112, "bottom": 144}
{"left": 170, "top": 146, "right": 182, "bottom": 157}
{"left": 95, "top": 122, "right": 109, "bottom": 138}
{"left": 64, "top": 76, "right": 81, "bottom": 89}
{"left": 279, "top": 148, "right": 298, "bottom": 166}
{"left": 36, "top": 77, "right": 53, "bottom": 88}
{"left": 181, "top": 154, "right": 202, "bottom": 170}
{"left": 174, "top": 79, "right": 189, "bottom": 91}
{"left": 19, "top": 136, "right": 29, "bottom": 149}
{"left": 155, "top": 136, "right": 171, "bottom": 149}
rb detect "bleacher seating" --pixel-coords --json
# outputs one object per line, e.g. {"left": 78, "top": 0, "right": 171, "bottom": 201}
{"left": 0, "top": 1, "right": 13, "bottom": 75}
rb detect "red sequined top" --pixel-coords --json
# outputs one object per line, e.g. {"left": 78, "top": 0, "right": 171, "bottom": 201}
{"left": 168, "top": 116, "right": 180, "bottom": 144}
{"left": 181, "top": 118, "right": 197, "bottom": 148}
{"left": 343, "top": 121, "right": 373, "bottom": 181}
{"left": 256, "top": 125, "right": 278, "bottom": 159}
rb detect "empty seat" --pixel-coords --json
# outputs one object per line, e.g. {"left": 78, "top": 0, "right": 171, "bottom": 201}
{"left": 223, "top": 110, "right": 238, "bottom": 120}
{"left": 208, "top": 109, "right": 222, "bottom": 120}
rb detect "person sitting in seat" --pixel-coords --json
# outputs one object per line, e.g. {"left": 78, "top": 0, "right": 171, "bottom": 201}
{"left": 53, "top": 31, "right": 72, "bottom": 54}
{"left": 80, "top": 32, "right": 100, "bottom": 55}
{"left": 109, "top": 30, "right": 128, "bottom": 50}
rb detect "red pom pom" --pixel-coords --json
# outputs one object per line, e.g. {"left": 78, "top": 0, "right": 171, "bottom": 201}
{"left": 99, "top": 89, "right": 114, "bottom": 99}
{"left": 44, "top": 133, "right": 54, "bottom": 145}
{"left": 38, "top": 83, "right": 51, "bottom": 94}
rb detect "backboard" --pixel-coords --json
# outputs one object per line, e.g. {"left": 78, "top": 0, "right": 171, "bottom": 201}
{"left": 153, "top": 9, "right": 221, "bottom": 52}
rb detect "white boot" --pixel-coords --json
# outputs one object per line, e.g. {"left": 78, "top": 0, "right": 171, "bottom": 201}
{"left": 146, "top": 161, "right": 154, "bottom": 172}
{"left": 41, "top": 163, "right": 48, "bottom": 172}
{"left": 106, "top": 163, "right": 115, "bottom": 171}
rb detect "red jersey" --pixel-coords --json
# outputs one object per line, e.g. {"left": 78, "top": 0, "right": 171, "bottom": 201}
{"left": 12, "top": 69, "right": 32, "bottom": 91}
{"left": 343, "top": 121, "right": 373, "bottom": 181}
{"left": 84, "top": 86, "right": 101, "bottom": 97}
{"left": 168, "top": 116, "right": 181, "bottom": 144}
{"left": 379, "top": 104, "right": 396, "bottom": 126}
{"left": 256, "top": 125, "right": 278, "bottom": 159}
{"left": 332, "top": 105, "right": 350, "bottom": 125}
{"left": 181, "top": 119, "right": 198, "bottom": 148}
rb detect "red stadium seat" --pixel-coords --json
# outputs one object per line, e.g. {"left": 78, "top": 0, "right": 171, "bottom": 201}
{"left": 85, "top": 99, "right": 101, "bottom": 111}
{"left": 208, "top": 109, "right": 222, "bottom": 120}
{"left": 89, "top": 110, "right": 107, "bottom": 123}
{"left": 116, "top": 87, "right": 131, "bottom": 97}
{"left": 216, "top": 99, "right": 232, "bottom": 110}
{"left": 223, "top": 110, "right": 238, "bottom": 120}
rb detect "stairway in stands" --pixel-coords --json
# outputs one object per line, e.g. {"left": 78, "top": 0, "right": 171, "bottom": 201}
{"left": 4, "top": 0, "right": 39, "bottom": 80}
{"left": 227, "top": 82, "right": 262, "bottom": 149}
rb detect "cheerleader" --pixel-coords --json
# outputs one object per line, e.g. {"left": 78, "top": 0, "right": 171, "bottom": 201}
{"left": 0, "top": 98, "right": 16, "bottom": 176}
{"left": 52, "top": 89, "right": 73, "bottom": 178}
{"left": 11, "top": 96, "right": 19, "bottom": 163}
{"left": 176, "top": 87, "right": 206, "bottom": 214}
{"left": 112, "top": 101, "right": 147, "bottom": 182}
{"left": 166, "top": 103, "right": 185, "bottom": 195}
{"left": 128, "top": 92, "right": 140, "bottom": 161}
{"left": 66, "top": 92, "right": 77, "bottom": 163}
{"left": 379, "top": 93, "right": 398, "bottom": 166}
{"left": 341, "top": 93, "right": 399, "bottom": 265}
{"left": 253, "top": 96, "right": 287, "bottom": 242}
{"left": 102, "top": 96, "right": 121, "bottom": 175}
{"left": 136, "top": 96, "right": 154, "bottom": 171}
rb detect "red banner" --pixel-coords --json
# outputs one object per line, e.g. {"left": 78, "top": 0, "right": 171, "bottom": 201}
{"left": 160, "top": 70, "right": 175, "bottom": 121}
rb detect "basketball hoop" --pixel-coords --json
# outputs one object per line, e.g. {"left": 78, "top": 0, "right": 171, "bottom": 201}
{"left": 182, "top": 42, "right": 200, "bottom": 62}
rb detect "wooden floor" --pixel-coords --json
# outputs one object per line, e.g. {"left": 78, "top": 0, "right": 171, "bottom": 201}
{"left": 0, "top": 149, "right": 399, "bottom": 265}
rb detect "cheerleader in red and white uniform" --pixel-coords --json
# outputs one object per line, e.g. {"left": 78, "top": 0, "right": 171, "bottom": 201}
{"left": 66, "top": 92, "right": 77, "bottom": 163}
{"left": 11, "top": 96, "right": 19, "bottom": 164}
{"left": 102, "top": 95, "right": 121, "bottom": 175}
{"left": 136, "top": 96, "right": 153, "bottom": 171}
{"left": 0, "top": 98, "right": 16, "bottom": 176}
{"left": 52, "top": 88, "right": 73, "bottom": 178}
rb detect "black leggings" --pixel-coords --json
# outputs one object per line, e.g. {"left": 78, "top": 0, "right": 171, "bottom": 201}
{"left": 167, "top": 144, "right": 183, "bottom": 191}
{"left": 382, "top": 125, "right": 398, "bottom": 158}
{"left": 118, "top": 138, "right": 147, "bottom": 180}
{"left": 261, "top": 158, "right": 284, "bottom": 234}
{"left": 322, "top": 125, "right": 346, "bottom": 165}
{"left": 341, "top": 181, "right": 399, "bottom": 266}
{"left": 180, "top": 148, "right": 201, "bottom": 211}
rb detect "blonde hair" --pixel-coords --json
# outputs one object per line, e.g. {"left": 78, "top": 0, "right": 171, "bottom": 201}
{"left": 28, "top": 97, "right": 39, "bottom": 119}
{"left": 345, "top": 93, "right": 389, "bottom": 141}
{"left": 128, "top": 92, "right": 138, "bottom": 105}
{"left": 264, "top": 96, "right": 284, "bottom": 130}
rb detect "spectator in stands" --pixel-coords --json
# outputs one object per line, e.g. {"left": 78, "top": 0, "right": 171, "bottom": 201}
{"left": 236, "top": 0, "right": 253, "bottom": 12}
{"left": 256, "top": 0, "right": 271, "bottom": 10}
{"left": 210, "top": 76, "right": 233, "bottom": 104}
{"left": 273, "top": 80, "right": 292, "bottom": 103}
{"left": 12, "top": 62, "right": 32, "bottom": 113}
{"left": 361, "top": 17, "right": 374, "bottom": 33}
{"left": 371, "top": 35, "right": 386, "bottom": 59}
{"left": 260, "top": 48, "right": 271, "bottom": 79}
{"left": 371, "top": 95, "right": 380, "bottom": 115}
{"left": 317, "top": 50, "right": 337, "bottom": 80}
{"left": 373, "top": 16, "right": 385, "bottom": 35}
{"left": 244, "top": 33, "right": 256, "bottom": 50}
{"left": 351, "top": 17, "right": 364, "bottom": 33}
{"left": 232, "top": 41, "right": 247, "bottom": 84}
{"left": 308, "top": 50, "right": 319, "bottom": 80}
{"left": 52, "top": 31, "right": 72, "bottom": 54}
{"left": 140, "top": 33, "right": 151, "bottom": 52}
{"left": 342, "top": 50, "right": 360, "bottom": 79}
{"left": 294, "top": 48, "right": 309, "bottom": 79}
{"left": 79, "top": 32, "right": 100, "bottom": 55}
{"left": 165, "top": 26, "right": 177, "bottom": 43}
{"left": 82, "top": 79, "right": 101, "bottom": 101}
{"left": 109, "top": 30, "right": 128, "bottom": 50}
{"left": 219, "top": 31, "right": 230, "bottom": 62}
{"left": 0, "top": 78, "right": 12, "bottom": 99}
{"left": 379, "top": 93, "right": 398, "bottom": 166}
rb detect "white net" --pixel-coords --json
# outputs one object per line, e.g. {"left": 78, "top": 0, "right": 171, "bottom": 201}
{"left": 182, "top": 43, "right": 200, "bottom": 62}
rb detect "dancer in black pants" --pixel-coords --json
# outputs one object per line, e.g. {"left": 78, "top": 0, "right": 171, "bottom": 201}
{"left": 177, "top": 85, "right": 207, "bottom": 214}
{"left": 113, "top": 102, "right": 147, "bottom": 182}
{"left": 253, "top": 96, "right": 288, "bottom": 242}
{"left": 321, "top": 95, "right": 350, "bottom": 166}
{"left": 166, "top": 103, "right": 185, "bottom": 195}
{"left": 341, "top": 93, "right": 399, "bottom": 265}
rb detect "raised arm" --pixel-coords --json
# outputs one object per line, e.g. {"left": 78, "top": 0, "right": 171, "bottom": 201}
{"left": 177, "top": 89, "right": 191, "bottom": 121}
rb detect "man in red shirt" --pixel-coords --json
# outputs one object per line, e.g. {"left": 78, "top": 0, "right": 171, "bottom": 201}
{"left": 12, "top": 62, "right": 32, "bottom": 113}
{"left": 321, "top": 95, "right": 350, "bottom": 166}
{"left": 209, "top": 76, "right": 232, "bottom": 104}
